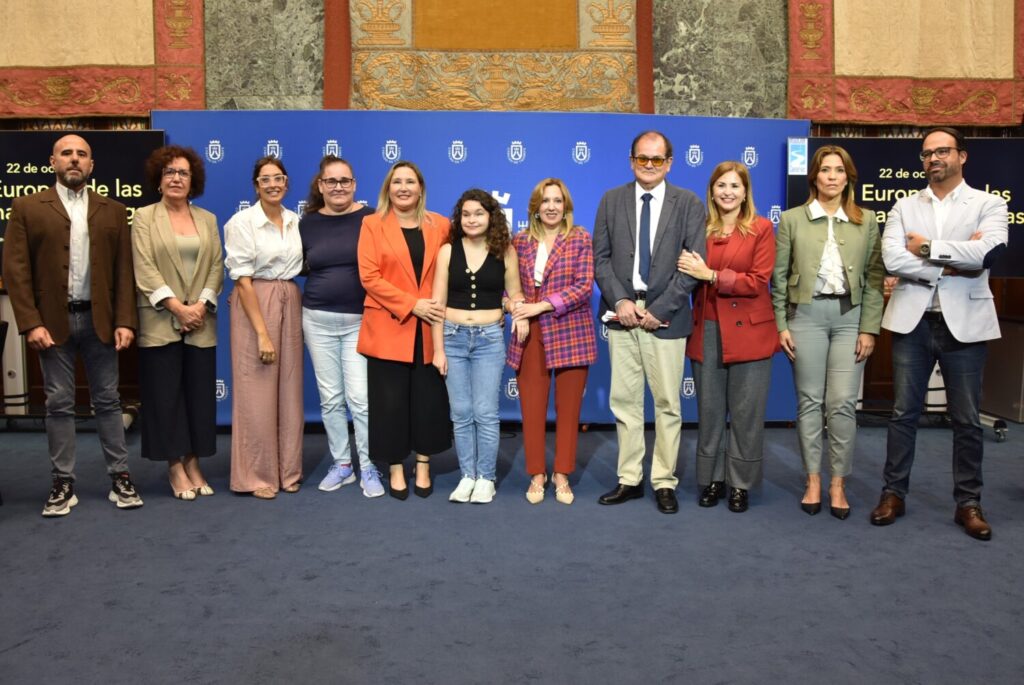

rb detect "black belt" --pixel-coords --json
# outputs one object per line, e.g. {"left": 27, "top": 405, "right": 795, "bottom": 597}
{"left": 68, "top": 300, "right": 91, "bottom": 312}
{"left": 634, "top": 291, "right": 647, "bottom": 300}
{"left": 923, "top": 311, "right": 944, "bottom": 321}
{"left": 812, "top": 293, "right": 847, "bottom": 300}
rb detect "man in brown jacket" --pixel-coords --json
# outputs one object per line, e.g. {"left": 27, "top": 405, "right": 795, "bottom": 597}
{"left": 2, "top": 134, "right": 143, "bottom": 516}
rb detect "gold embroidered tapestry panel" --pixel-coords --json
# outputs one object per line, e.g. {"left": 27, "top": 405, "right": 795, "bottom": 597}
{"left": 834, "top": 0, "right": 1014, "bottom": 79}
{"left": 349, "top": 0, "right": 640, "bottom": 111}
{"left": 412, "top": 0, "right": 577, "bottom": 50}
{"left": 2, "top": 0, "right": 155, "bottom": 66}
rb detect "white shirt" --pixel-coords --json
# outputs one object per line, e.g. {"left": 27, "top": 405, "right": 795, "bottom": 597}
{"left": 56, "top": 182, "right": 90, "bottom": 301}
{"left": 224, "top": 202, "right": 302, "bottom": 281}
{"left": 632, "top": 180, "right": 666, "bottom": 291}
{"left": 808, "top": 199, "right": 848, "bottom": 296}
{"left": 533, "top": 240, "right": 549, "bottom": 285}
{"left": 920, "top": 180, "right": 966, "bottom": 311}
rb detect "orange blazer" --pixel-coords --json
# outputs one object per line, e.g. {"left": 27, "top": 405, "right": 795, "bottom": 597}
{"left": 357, "top": 209, "right": 450, "bottom": 363}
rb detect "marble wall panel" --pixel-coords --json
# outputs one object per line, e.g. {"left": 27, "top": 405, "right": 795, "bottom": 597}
{"left": 653, "top": 0, "right": 788, "bottom": 118}
{"left": 205, "top": 0, "right": 325, "bottom": 110}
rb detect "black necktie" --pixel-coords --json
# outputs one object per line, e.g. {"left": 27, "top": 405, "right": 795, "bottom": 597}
{"left": 639, "top": 192, "right": 653, "bottom": 283}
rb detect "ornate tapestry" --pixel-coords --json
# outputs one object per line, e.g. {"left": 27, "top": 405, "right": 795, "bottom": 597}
{"left": 788, "top": 0, "right": 1024, "bottom": 125}
{"left": 0, "top": 0, "right": 205, "bottom": 118}
{"left": 328, "top": 0, "right": 654, "bottom": 112}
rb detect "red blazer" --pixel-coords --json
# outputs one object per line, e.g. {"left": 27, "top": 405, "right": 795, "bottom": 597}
{"left": 686, "top": 216, "right": 779, "bottom": 364}
{"left": 357, "top": 209, "right": 450, "bottom": 363}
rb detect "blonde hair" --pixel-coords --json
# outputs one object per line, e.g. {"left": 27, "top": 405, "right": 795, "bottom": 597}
{"left": 376, "top": 160, "right": 430, "bottom": 225}
{"left": 805, "top": 145, "right": 864, "bottom": 224}
{"left": 525, "top": 178, "right": 576, "bottom": 242}
{"left": 706, "top": 161, "right": 758, "bottom": 238}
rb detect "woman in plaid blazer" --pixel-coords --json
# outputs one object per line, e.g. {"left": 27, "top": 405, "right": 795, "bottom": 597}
{"left": 509, "top": 178, "right": 597, "bottom": 505}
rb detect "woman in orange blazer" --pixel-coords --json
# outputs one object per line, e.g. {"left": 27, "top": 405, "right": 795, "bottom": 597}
{"left": 357, "top": 161, "right": 452, "bottom": 500}
{"left": 677, "top": 161, "right": 779, "bottom": 513}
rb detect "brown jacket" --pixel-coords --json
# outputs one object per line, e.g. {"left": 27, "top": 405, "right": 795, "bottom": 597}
{"left": 2, "top": 186, "right": 138, "bottom": 345}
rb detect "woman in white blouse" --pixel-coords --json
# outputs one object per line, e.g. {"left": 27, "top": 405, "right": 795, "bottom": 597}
{"left": 771, "top": 146, "right": 884, "bottom": 520}
{"left": 224, "top": 156, "right": 304, "bottom": 499}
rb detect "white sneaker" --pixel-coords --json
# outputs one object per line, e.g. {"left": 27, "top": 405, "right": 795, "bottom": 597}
{"left": 470, "top": 478, "right": 496, "bottom": 504}
{"left": 449, "top": 476, "right": 477, "bottom": 503}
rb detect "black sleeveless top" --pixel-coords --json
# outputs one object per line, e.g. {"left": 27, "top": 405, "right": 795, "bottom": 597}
{"left": 447, "top": 239, "right": 504, "bottom": 310}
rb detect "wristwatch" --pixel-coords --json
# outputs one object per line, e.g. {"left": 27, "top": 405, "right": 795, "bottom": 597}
{"left": 919, "top": 241, "right": 931, "bottom": 257}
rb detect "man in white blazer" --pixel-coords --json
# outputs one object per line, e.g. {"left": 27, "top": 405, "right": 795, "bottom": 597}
{"left": 870, "top": 126, "right": 1008, "bottom": 541}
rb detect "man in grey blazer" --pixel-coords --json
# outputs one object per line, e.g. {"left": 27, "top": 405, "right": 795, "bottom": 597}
{"left": 593, "top": 130, "right": 706, "bottom": 513}
{"left": 870, "top": 126, "right": 1008, "bottom": 540}
{"left": 2, "top": 134, "right": 142, "bottom": 516}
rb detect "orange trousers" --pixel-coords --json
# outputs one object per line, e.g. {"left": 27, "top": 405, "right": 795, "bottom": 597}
{"left": 516, "top": 321, "right": 588, "bottom": 476}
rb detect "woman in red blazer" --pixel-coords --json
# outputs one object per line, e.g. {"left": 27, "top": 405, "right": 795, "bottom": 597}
{"left": 508, "top": 178, "right": 597, "bottom": 505}
{"left": 677, "top": 161, "right": 778, "bottom": 513}
{"left": 357, "top": 161, "right": 451, "bottom": 500}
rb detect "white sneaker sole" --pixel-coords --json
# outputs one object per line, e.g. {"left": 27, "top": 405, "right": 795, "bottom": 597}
{"left": 361, "top": 484, "right": 386, "bottom": 498}
{"left": 42, "top": 494, "right": 78, "bottom": 517}
{"left": 108, "top": 491, "right": 144, "bottom": 509}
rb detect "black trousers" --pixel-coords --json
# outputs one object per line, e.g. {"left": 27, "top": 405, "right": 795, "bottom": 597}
{"left": 138, "top": 341, "right": 217, "bottom": 462}
{"left": 366, "top": 332, "right": 451, "bottom": 464}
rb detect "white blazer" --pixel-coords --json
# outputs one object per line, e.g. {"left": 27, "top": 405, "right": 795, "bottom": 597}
{"left": 881, "top": 182, "right": 1008, "bottom": 343}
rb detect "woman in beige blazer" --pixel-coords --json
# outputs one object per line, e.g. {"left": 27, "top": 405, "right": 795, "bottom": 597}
{"left": 772, "top": 145, "right": 884, "bottom": 520}
{"left": 133, "top": 145, "right": 224, "bottom": 500}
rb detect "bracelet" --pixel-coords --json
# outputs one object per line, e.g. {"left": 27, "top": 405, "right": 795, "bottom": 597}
{"left": 709, "top": 270, "right": 717, "bottom": 285}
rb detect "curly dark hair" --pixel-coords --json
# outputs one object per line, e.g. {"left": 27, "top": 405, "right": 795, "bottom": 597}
{"left": 449, "top": 188, "right": 511, "bottom": 258}
{"left": 144, "top": 145, "right": 205, "bottom": 198}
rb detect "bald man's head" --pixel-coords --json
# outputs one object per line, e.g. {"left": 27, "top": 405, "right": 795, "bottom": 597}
{"left": 51, "top": 135, "right": 93, "bottom": 190}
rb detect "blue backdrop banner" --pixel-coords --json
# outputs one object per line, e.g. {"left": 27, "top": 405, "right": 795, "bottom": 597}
{"left": 151, "top": 110, "right": 809, "bottom": 425}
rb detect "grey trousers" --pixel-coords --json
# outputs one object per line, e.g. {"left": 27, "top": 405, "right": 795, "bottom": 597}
{"left": 787, "top": 297, "right": 864, "bottom": 477}
{"left": 38, "top": 310, "right": 130, "bottom": 480}
{"left": 691, "top": 320, "right": 772, "bottom": 490}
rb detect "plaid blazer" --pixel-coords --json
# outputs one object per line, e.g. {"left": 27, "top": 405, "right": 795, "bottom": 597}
{"left": 507, "top": 226, "right": 598, "bottom": 371}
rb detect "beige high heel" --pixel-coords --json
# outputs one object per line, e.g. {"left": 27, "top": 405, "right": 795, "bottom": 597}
{"left": 525, "top": 474, "right": 547, "bottom": 504}
{"left": 552, "top": 474, "right": 574, "bottom": 505}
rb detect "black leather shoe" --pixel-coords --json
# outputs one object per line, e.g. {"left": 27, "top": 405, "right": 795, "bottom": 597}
{"left": 598, "top": 483, "right": 644, "bottom": 505}
{"left": 801, "top": 501, "right": 821, "bottom": 515}
{"left": 654, "top": 488, "right": 678, "bottom": 514}
{"left": 830, "top": 505, "right": 850, "bottom": 520}
{"left": 389, "top": 485, "right": 409, "bottom": 501}
{"left": 698, "top": 481, "right": 725, "bottom": 507}
{"left": 727, "top": 487, "right": 748, "bottom": 513}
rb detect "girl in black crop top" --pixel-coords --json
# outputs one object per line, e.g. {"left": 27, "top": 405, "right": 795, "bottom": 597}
{"left": 430, "top": 189, "right": 526, "bottom": 504}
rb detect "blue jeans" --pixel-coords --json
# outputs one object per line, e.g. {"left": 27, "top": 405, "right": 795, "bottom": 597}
{"left": 884, "top": 313, "right": 987, "bottom": 507}
{"left": 443, "top": 321, "right": 505, "bottom": 480}
{"left": 38, "top": 310, "right": 129, "bottom": 479}
{"left": 302, "top": 308, "right": 371, "bottom": 472}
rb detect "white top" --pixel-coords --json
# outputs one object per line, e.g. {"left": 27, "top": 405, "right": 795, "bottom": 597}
{"left": 56, "top": 182, "right": 90, "bottom": 301}
{"left": 534, "top": 240, "right": 549, "bottom": 285}
{"left": 632, "top": 180, "right": 666, "bottom": 290}
{"left": 808, "top": 199, "right": 848, "bottom": 296}
{"left": 920, "top": 180, "right": 966, "bottom": 311}
{"left": 224, "top": 202, "right": 302, "bottom": 281}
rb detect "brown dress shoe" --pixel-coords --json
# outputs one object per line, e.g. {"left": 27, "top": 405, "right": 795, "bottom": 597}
{"left": 869, "top": 493, "right": 905, "bottom": 526}
{"left": 954, "top": 506, "right": 992, "bottom": 541}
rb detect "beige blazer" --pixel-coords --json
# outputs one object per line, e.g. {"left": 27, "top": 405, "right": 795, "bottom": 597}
{"left": 131, "top": 202, "right": 224, "bottom": 348}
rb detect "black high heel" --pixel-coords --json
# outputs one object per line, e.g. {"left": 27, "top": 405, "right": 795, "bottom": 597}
{"left": 414, "top": 456, "right": 433, "bottom": 498}
{"left": 801, "top": 477, "right": 821, "bottom": 515}
{"left": 389, "top": 465, "right": 409, "bottom": 501}
{"left": 829, "top": 480, "right": 850, "bottom": 520}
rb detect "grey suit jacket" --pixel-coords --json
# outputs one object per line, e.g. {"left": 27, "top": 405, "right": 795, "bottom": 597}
{"left": 131, "top": 202, "right": 224, "bottom": 348}
{"left": 593, "top": 180, "right": 706, "bottom": 338}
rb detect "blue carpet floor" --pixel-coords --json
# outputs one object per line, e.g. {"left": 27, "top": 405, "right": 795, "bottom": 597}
{"left": 0, "top": 422, "right": 1021, "bottom": 684}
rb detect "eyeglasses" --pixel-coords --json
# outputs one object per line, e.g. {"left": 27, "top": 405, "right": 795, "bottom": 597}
{"left": 632, "top": 155, "right": 668, "bottom": 168}
{"left": 919, "top": 147, "right": 959, "bottom": 161}
{"left": 162, "top": 168, "right": 191, "bottom": 179}
{"left": 320, "top": 176, "right": 354, "bottom": 189}
{"left": 257, "top": 174, "right": 287, "bottom": 186}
